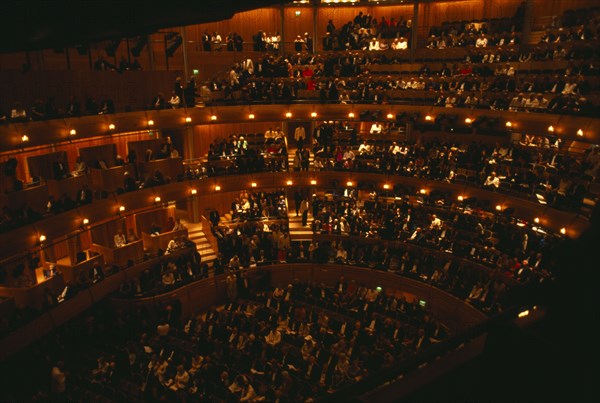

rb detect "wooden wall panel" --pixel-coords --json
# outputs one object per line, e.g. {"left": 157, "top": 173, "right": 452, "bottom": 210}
{"left": 135, "top": 208, "right": 170, "bottom": 234}
{"left": 283, "top": 7, "right": 316, "bottom": 53}
{"left": 91, "top": 217, "right": 126, "bottom": 248}
{"left": 79, "top": 144, "right": 117, "bottom": 168}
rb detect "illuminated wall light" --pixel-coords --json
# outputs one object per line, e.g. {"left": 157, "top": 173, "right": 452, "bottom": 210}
{"left": 425, "top": 115, "right": 433, "bottom": 121}
{"left": 419, "top": 189, "right": 427, "bottom": 194}
{"left": 108, "top": 123, "right": 116, "bottom": 131}
{"left": 386, "top": 113, "right": 394, "bottom": 119}
{"left": 548, "top": 125, "right": 554, "bottom": 132}
{"left": 214, "top": 185, "right": 221, "bottom": 191}
{"left": 285, "top": 112, "right": 292, "bottom": 118}
{"left": 39, "top": 234, "right": 46, "bottom": 243}
{"left": 190, "top": 189, "right": 198, "bottom": 195}
{"left": 251, "top": 182, "right": 257, "bottom": 188}
{"left": 211, "top": 115, "right": 217, "bottom": 121}
{"left": 383, "top": 184, "right": 390, "bottom": 190}
{"left": 82, "top": 218, "right": 90, "bottom": 225}
{"left": 577, "top": 129, "right": 583, "bottom": 137}
{"left": 286, "top": 180, "right": 293, "bottom": 186}
{"left": 119, "top": 205, "right": 126, "bottom": 212}
{"left": 348, "top": 112, "right": 355, "bottom": 118}
{"left": 69, "top": 129, "right": 77, "bottom": 136}
{"left": 560, "top": 227, "right": 566, "bottom": 235}
{"left": 310, "top": 112, "right": 317, "bottom": 118}
{"left": 457, "top": 195, "right": 464, "bottom": 201}
{"left": 154, "top": 196, "right": 161, "bottom": 203}
{"left": 465, "top": 118, "right": 473, "bottom": 124}
{"left": 505, "top": 121, "right": 513, "bottom": 127}
{"left": 185, "top": 117, "right": 192, "bottom": 123}
{"left": 295, "top": 10, "right": 301, "bottom": 17}
{"left": 310, "top": 179, "right": 317, "bottom": 185}
{"left": 346, "top": 181, "right": 354, "bottom": 187}
{"left": 248, "top": 113, "right": 255, "bottom": 120}
{"left": 147, "top": 120, "right": 154, "bottom": 126}
{"left": 495, "top": 204, "right": 502, "bottom": 211}
{"left": 518, "top": 310, "right": 530, "bottom": 318}
{"left": 534, "top": 217, "right": 540, "bottom": 224}
{"left": 21, "top": 134, "right": 29, "bottom": 142}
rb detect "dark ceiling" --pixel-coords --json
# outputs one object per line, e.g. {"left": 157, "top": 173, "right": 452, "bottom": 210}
{"left": 0, "top": 0, "right": 290, "bottom": 54}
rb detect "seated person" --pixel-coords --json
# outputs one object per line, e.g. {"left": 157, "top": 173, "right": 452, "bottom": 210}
{"left": 483, "top": 171, "right": 500, "bottom": 189}
{"left": 149, "top": 222, "right": 162, "bottom": 235}
{"left": 114, "top": 230, "right": 126, "bottom": 248}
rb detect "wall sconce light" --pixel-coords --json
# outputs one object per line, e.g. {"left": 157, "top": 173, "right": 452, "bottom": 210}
{"left": 190, "top": 189, "right": 197, "bottom": 195}
{"left": 383, "top": 184, "right": 390, "bottom": 190}
{"left": 425, "top": 115, "right": 433, "bottom": 121}
{"left": 560, "top": 227, "right": 566, "bottom": 235}
{"left": 534, "top": 217, "right": 540, "bottom": 223}
{"left": 108, "top": 123, "right": 116, "bottom": 131}
{"left": 69, "top": 129, "right": 77, "bottom": 136}
{"left": 21, "top": 134, "right": 29, "bottom": 143}
{"left": 386, "top": 113, "right": 394, "bottom": 119}
{"left": 286, "top": 180, "right": 293, "bottom": 186}
{"left": 495, "top": 204, "right": 502, "bottom": 211}
{"left": 310, "top": 112, "right": 317, "bottom": 118}
{"left": 285, "top": 112, "right": 292, "bottom": 118}
{"left": 248, "top": 113, "right": 255, "bottom": 120}
{"left": 548, "top": 125, "right": 554, "bottom": 132}
{"left": 310, "top": 179, "right": 317, "bottom": 185}
{"left": 348, "top": 112, "right": 355, "bottom": 118}
{"left": 457, "top": 195, "right": 464, "bottom": 201}
{"left": 419, "top": 189, "right": 427, "bottom": 194}
{"left": 251, "top": 182, "right": 257, "bottom": 188}
{"left": 82, "top": 218, "right": 90, "bottom": 225}
{"left": 154, "top": 196, "right": 161, "bottom": 203}
{"left": 147, "top": 120, "right": 154, "bottom": 126}
{"left": 505, "top": 121, "right": 513, "bottom": 127}
{"left": 465, "top": 118, "right": 473, "bottom": 124}
{"left": 185, "top": 117, "right": 192, "bottom": 123}
{"left": 39, "top": 234, "right": 47, "bottom": 243}
{"left": 214, "top": 185, "right": 221, "bottom": 191}
{"left": 119, "top": 205, "right": 126, "bottom": 212}
{"left": 577, "top": 129, "right": 583, "bottom": 137}
{"left": 211, "top": 115, "right": 217, "bottom": 121}
{"left": 346, "top": 181, "right": 354, "bottom": 187}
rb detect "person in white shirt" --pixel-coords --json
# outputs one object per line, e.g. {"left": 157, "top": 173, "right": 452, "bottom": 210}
{"left": 265, "top": 328, "right": 281, "bottom": 346}
{"left": 398, "top": 37, "right": 408, "bottom": 49}
{"left": 484, "top": 172, "right": 500, "bottom": 189}
{"left": 370, "top": 122, "right": 383, "bottom": 134}
{"left": 430, "top": 214, "right": 442, "bottom": 229}
{"left": 368, "top": 37, "right": 380, "bottom": 51}
{"left": 294, "top": 125, "right": 306, "bottom": 148}
{"left": 475, "top": 34, "right": 488, "bottom": 48}
{"left": 168, "top": 91, "right": 180, "bottom": 108}
{"left": 358, "top": 141, "right": 371, "bottom": 154}
{"left": 389, "top": 142, "right": 401, "bottom": 155}
{"left": 114, "top": 230, "right": 126, "bottom": 248}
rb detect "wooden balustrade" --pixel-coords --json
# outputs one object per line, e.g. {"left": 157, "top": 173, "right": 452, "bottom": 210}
{"left": 89, "top": 164, "right": 133, "bottom": 193}
{"left": 57, "top": 253, "right": 104, "bottom": 283}
{"left": 90, "top": 239, "right": 144, "bottom": 267}
{"left": 141, "top": 228, "right": 188, "bottom": 254}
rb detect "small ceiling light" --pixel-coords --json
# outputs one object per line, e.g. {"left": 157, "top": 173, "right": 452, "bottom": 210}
{"left": 185, "top": 117, "right": 192, "bottom": 123}
{"left": 248, "top": 113, "right": 255, "bottom": 120}
{"left": 310, "top": 179, "right": 317, "bottom": 185}
{"left": 285, "top": 112, "right": 292, "bottom": 118}
{"left": 495, "top": 204, "right": 502, "bottom": 211}
{"left": 457, "top": 195, "right": 464, "bottom": 201}
{"left": 560, "top": 227, "right": 566, "bottom": 235}
{"left": 534, "top": 217, "right": 540, "bottom": 224}
{"left": 190, "top": 188, "right": 197, "bottom": 195}
{"left": 505, "top": 121, "right": 512, "bottom": 127}
{"left": 348, "top": 112, "right": 355, "bottom": 118}
{"left": 419, "top": 189, "right": 427, "bottom": 194}
{"left": 69, "top": 129, "right": 77, "bottom": 136}
{"left": 425, "top": 115, "right": 433, "bottom": 121}
{"left": 346, "top": 181, "right": 354, "bottom": 187}
{"left": 548, "top": 125, "right": 554, "bottom": 132}
{"left": 154, "top": 196, "right": 161, "bottom": 203}
{"left": 465, "top": 118, "right": 472, "bottom": 124}
{"left": 39, "top": 234, "right": 46, "bottom": 243}
{"left": 108, "top": 123, "right": 116, "bottom": 131}
{"left": 386, "top": 113, "right": 394, "bottom": 119}
{"left": 577, "top": 129, "right": 583, "bottom": 137}
{"left": 119, "top": 205, "right": 126, "bottom": 212}
{"left": 214, "top": 185, "right": 221, "bottom": 191}
{"left": 211, "top": 115, "right": 217, "bottom": 121}
{"left": 21, "top": 134, "right": 29, "bottom": 142}
{"left": 147, "top": 120, "right": 154, "bottom": 126}
{"left": 251, "top": 182, "right": 257, "bottom": 188}
{"left": 383, "top": 184, "right": 390, "bottom": 190}
{"left": 82, "top": 218, "right": 90, "bottom": 225}
{"left": 286, "top": 180, "right": 293, "bottom": 186}
{"left": 310, "top": 112, "right": 317, "bottom": 118}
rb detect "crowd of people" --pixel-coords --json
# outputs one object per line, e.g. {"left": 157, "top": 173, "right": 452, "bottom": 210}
{"left": 228, "top": 190, "right": 289, "bottom": 222}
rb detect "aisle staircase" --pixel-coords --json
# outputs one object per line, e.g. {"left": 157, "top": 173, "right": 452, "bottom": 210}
{"left": 182, "top": 220, "right": 217, "bottom": 267}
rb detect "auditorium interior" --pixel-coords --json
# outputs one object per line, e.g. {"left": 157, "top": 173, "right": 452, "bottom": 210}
{"left": 0, "top": 0, "right": 598, "bottom": 401}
